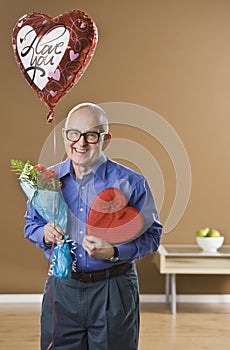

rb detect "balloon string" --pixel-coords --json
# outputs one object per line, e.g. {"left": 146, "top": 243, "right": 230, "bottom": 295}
{"left": 53, "top": 119, "right": 57, "bottom": 230}
{"left": 49, "top": 119, "right": 57, "bottom": 250}
{"left": 46, "top": 119, "right": 58, "bottom": 350}
{"left": 46, "top": 284, "right": 58, "bottom": 350}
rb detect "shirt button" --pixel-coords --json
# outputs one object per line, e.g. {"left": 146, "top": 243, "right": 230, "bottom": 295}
{"left": 79, "top": 230, "right": 83, "bottom": 235}
{"left": 81, "top": 186, "right": 85, "bottom": 190}
{"left": 79, "top": 253, "right": 83, "bottom": 258}
{"left": 79, "top": 208, "right": 84, "bottom": 212}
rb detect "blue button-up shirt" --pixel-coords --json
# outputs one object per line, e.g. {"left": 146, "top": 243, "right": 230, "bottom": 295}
{"left": 24, "top": 154, "right": 162, "bottom": 272}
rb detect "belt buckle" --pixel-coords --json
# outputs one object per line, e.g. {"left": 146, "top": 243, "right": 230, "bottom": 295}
{"left": 78, "top": 272, "right": 85, "bottom": 282}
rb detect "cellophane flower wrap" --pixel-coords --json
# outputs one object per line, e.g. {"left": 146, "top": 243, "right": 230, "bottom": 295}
{"left": 11, "top": 160, "right": 72, "bottom": 279}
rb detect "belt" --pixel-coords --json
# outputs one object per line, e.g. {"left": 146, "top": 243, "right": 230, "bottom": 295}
{"left": 71, "top": 262, "right": 132, "bottom": 282}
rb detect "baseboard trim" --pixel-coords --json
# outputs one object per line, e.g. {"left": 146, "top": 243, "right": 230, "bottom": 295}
{"left": 140, "top": 294, "right": 230, "bottom": 303}
{"left": 0, "top": 294, "right": 43, "bottom": 303}
{"left": 1, "top": 294, "right": 230, "bottom": 303}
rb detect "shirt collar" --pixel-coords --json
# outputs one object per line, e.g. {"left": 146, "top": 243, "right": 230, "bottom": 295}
{"left": 92, "top": 153, "right": 107, "bottom": 180}
{"left": 57, "top": 153, "right": 107, "bottom": 181}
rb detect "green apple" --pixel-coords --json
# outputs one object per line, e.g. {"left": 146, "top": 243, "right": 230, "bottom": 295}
{"left": 207, "top": 229, "right": 221, "bottom": 237}
{"left": 196, "top": 227, "right": 210, "bottom": 237}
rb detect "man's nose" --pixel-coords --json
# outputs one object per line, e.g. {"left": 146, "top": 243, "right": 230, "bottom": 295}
{"left": 77, "top": 134, "right": 87, "bottom": 146}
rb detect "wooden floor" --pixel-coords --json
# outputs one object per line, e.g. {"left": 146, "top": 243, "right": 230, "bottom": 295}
{"left": 0, "top": 302, "right": 230, "bottom": 349}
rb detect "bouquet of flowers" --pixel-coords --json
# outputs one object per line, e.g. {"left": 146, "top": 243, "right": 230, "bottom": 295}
{"left": 10, "top": 159, "right": 72, "bottom": 279}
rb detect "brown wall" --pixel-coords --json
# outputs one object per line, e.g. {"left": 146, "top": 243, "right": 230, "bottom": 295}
{"left": 2, "top": 0, "right": 230, "bottom": 294}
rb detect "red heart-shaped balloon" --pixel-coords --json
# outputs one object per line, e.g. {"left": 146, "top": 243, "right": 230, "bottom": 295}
{"left": 87, "top": 188, "right": 144, "bottom": 244}
{"left": 12, "top": 10, "right": 98, "bottom": 122}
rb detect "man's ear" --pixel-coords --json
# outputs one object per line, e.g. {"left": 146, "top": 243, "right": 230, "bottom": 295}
{"left": 102, "top": 133, "right": 112, "bottom": 151}
{"left": 62, "top": 128, "right": 65, "bottom": 139}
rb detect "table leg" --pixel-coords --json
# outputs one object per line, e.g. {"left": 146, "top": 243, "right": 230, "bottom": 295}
{"left": 165, "top": 274, "right": 170, "bottom": 304}
{"left": 171, "top": 273, "right": 176, "bottom": 315}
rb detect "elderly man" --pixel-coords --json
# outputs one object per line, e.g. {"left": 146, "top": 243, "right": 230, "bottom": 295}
{"left": 24, "top": 102, "right": 162, "bottom": 350}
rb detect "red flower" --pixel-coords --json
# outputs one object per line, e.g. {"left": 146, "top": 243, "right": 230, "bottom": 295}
{"left": 34, "top": 164, "right": 46, "bottom": 173}
{"left": 10, "top": 160, "right": 63, "bottom": 192}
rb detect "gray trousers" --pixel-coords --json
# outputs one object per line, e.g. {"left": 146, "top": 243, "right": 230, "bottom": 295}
{"left": 41, "top": 263, "right": 140, "bottom": 350}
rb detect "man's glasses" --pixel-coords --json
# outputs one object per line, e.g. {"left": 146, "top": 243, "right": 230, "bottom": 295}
{"left": 65, "top": 129, "right": 107, "bottom": 144}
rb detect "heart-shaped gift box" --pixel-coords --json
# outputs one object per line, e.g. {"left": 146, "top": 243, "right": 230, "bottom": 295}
{"left": 87, "top": 188, "right": 143, "bottom": 244}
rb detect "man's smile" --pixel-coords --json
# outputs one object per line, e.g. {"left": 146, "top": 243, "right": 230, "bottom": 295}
{"left": 74, "top": 147, "right": 87, "bottom": 154}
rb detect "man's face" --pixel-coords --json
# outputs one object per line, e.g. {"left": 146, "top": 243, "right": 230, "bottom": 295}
{"left": 63, "top": 108, "right": 110, "bottom": 172}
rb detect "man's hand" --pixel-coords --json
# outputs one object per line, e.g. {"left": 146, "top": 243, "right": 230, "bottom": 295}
{"left": 44, "top": 223, "right": 65, "bottom": 244}
{"left": 82, "top": 235, "right": 114, "bottom": 260}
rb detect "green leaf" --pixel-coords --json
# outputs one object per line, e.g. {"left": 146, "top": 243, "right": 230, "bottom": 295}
{"left": 10, "top": 159, "right": 25, "bottom": 177}
{"left": 10, "top": 159, "right": 37, "bottom": 189}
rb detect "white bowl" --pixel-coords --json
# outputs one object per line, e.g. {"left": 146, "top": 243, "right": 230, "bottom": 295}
{"left": 196, "top": 236, "right": 224, "bottom": 253}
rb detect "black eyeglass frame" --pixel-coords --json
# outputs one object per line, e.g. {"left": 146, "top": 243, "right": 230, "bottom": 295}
{"left": 65, "top": 129, "right": 107, "bottom": 144}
